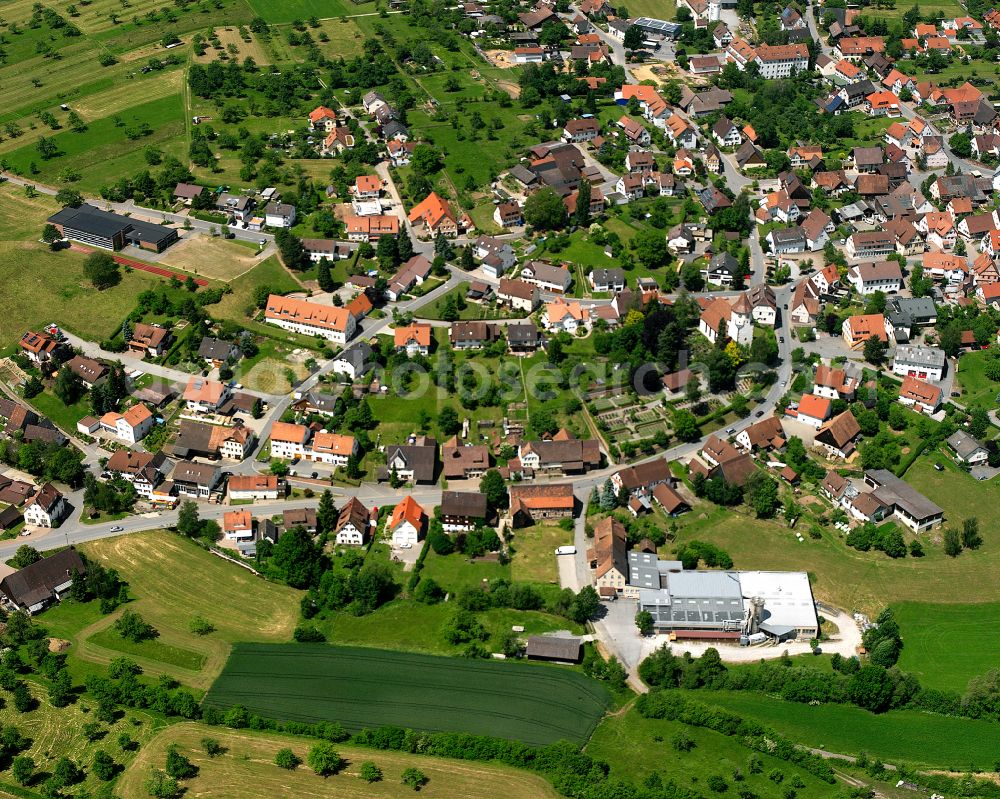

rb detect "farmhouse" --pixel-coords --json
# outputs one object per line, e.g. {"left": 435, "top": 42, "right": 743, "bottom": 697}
{"left": 864, "top": 469, "right": 944, "bottom": 531}
{"left": 440, "top": 490, "right": 488, "bottom": 532}
{"left": 23, "top": 483, "right": 66, "bottom": 528}
{"left": 0, "top": 548, "right": 85, "bottom": 614}
{"left": 509, "top": 483, "right": 575, "bottom": 526}
{"left": 105, "top": 449, "right": 167, "bottom": 497}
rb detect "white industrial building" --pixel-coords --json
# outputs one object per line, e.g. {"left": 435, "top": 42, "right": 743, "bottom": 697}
{"left": 632, "top": 552, "right": 819, "bottom": 642}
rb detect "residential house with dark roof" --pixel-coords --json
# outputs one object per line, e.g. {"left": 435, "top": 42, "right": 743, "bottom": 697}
{"left": 332, "top": 498, "right": 371, "bottom": 546}
{"left": 380, "top": 437, "right": 438, "bottom": 483}
{"left": 0, "top": 548, "right": 85, "bottom": 613}
{"left": 440, "top": 490, "right": 489, "bottom": 532}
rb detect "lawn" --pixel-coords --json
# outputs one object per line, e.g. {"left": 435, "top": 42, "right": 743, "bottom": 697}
{"left": 0, "top": 242, "right": 173, "bottom": 352}
{"left": 587, "top": 705, "right": 837, "bottom": 799}
{"left": 877, "top": 0, "right": 964, "bottom": 19}
{"left": 893, "top": 601, "right": 1000, "bottom": 692}
{"left": 509, "top": 522, "right": 572, "bottom": 585}
{"left": 203, "top": 643, "right": 611, "bottom": 746}
{"left": 954, "top": 349, "right": 1000, "bottom": 409}
{"left": 117, "top": 722, "right": 559, "bottom": 799}
{"left": 25, "top": 389, "right": 93, "bottom": 434}
{"left": 244, "top": 0, "right": 376, "bottom": 23}
{"left": 316, "top": 599, "right": 585, "bottom": 655}
{"left": 416, "top": 283, "right": 528, "bottom": 321}
{"left": 47, "top": 531, "right": 301, "bottom": 689}
{"left": 419, "top": 548, "right": 510, "bottom": 590}
{"left": 694, "top": 690, "right": 1000, "bottom": 771}
{"left": 0, "top": 182, "right": 63, "bottom": 240}
{"left": 617, "top": 0, "right": 678, "bottom": 20}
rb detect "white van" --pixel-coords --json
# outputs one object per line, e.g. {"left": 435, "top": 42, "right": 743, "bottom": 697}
{"left": 555, "top": 546, "right": 577, "bottom": 556}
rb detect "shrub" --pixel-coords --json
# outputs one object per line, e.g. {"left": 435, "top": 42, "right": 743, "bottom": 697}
{"left": 275, "top": 748, "right": 301, "bottom": 769}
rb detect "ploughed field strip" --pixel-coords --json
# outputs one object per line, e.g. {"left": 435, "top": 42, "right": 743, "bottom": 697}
{"left": 204, "top": 644, "right": 611, "bottom": 746}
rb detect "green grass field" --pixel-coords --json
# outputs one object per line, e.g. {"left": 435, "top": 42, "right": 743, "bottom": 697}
{"left": 43, "top": 531, "right": 300, "bottom": 690}
{"left": 694, "top": 690, "right": 1000, "bottom": 771}
{"left": 118, "top": 722, "right": 559, "bottom": 799}
{"left": 509, "top": 523, "right": 571, "bottom": 585}
{"left": 588, "top": 705, "right": 837, "bottom": 799}
{"left": 893, "top": 601, "right": 1000, "bottom": 692}
{"left": 0, "top": 242, "right": 172, "bottom": 352}
{"left": 955, "top": 350, "right": 1000, "bottom": 409}
{"left": 666, "top": 461, "right": 1000, "bottom": 615}
{"left": 204, "top": 643, "right": 610, "bottom": 746}
{"left": 245, "top": 0, "right": 377, "bottom": 23}
{"left": 3, "top": 94, "right": 186, "bottom": 193}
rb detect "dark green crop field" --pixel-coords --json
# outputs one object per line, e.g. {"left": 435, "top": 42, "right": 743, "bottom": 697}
{"left": 203, "top": 644, "right": 610, "bottom": 746}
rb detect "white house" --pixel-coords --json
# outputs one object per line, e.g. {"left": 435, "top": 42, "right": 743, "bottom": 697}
{"left": 335, "top": 498, "right": 371, "bottom": 546}
{"left": 846, "top": 260, "right": 903, "bottom": 295}
{"left": 309, "top": 432, "right": 357, "bottom": 467}
{"left": 269, "top": 422, "right": 311, "bottom": 460}
{"left": 264, "top": 202, "right": 296, "bottom": 228}
{"left": 24, "top": 483, "right": 66, "bottom": 528}
{"left": 892, "top": 345, "right": 946, "bottom": 382}
{"left": 264, "top": 295, "right": 357, "bottom": 345}
{"left": 223, "top": 509, "right": 254, "bottom": 541}
{"left": 791, "top": 393, "right": 831, "bottom": 429}
{"left": 228, "top": 475, "right": 280, "bottom": 501}
{"left": 388, "top": 496, "right": 424, "bottom": 548}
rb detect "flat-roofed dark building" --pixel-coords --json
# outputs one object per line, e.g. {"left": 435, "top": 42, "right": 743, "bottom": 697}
{"left": 48, "top": 204, "right": 179, "bottom": 252}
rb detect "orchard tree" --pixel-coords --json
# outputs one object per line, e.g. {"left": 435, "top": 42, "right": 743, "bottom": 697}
{"left": 83, "top": 251, "right": 121, "bottom": 289}
{"left": 308, "top": 743, "right": 343, "bottom": 776}
{"left": 275, "top": 748, "right": 301, "bottom": 769}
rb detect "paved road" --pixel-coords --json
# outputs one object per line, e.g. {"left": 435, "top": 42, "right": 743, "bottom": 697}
{"left": 0, "top": 173, "right": 273, "bottom": 247}
{"left": 0, "top": 484, "right": 443, "bottom": 561}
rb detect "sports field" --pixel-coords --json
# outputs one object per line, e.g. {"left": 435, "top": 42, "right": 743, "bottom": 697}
{"left": 695, "top": 690, "right": 1000, "bottom": 770}
{"left": 893, "top": 601, "right": 1000, "bottom": 692}
{"left": 204, "top": 644, "right": 611, "bottom": 746}
{"left": 118, "top": 722, "right": 559, "bottom": 799}
{"left": 43, "top": 531, "right": 300, "bottom": 689}
{"left": 159, "top": 233, "right": 268, "bottom": 282}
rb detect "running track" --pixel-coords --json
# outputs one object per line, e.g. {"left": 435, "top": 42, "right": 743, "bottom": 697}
{"left": 69, "top": 244, "right": 208, "bottom": 286}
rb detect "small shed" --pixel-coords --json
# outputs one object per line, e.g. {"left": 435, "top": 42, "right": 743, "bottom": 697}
{"left": 525, "top": 635, "right": 582, "bottom": 664}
